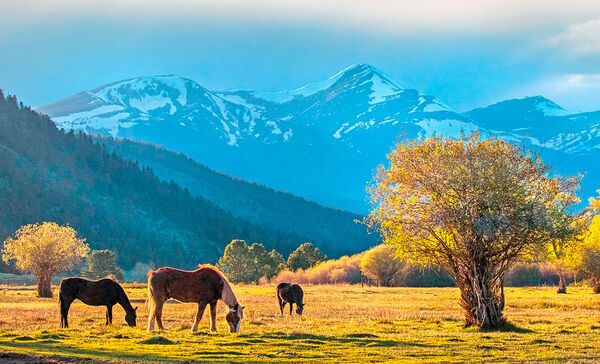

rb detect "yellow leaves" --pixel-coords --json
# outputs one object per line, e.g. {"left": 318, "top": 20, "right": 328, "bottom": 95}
{"left": 584, "top": 216, "right": 600, "bottom": 249}
{"left": 2, "top": 222, "right": 89, "bottom": 276}
{"left": 368, "top": 133, "right": 580, "bottom": 272}
{"left": 360, "top": 244, "right": 403, "bottom": 285}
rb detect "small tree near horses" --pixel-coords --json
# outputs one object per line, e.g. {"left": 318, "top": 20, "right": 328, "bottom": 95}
{"left": 82, "top": 249, "right": 124, "bottom": 281}
{"left": 287, "top": 242, "right": 326, "bottom": 271}
{"left": 367, "top": 134, "right": 580, "bottom": 329}
{"left": 2, "top": 222, "right": 89, "bottom": 297}
{"left": 218, "top": 240, "right": 285, "bottom": 283}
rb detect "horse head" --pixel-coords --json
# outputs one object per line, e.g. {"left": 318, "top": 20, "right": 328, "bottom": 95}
{"left": 226, "top": 303, "right": 244, "bottom": 333}
{"left": 125, "top": 306, "right": 138, "bottom": 327}
{"left": 296, "top": 302, "right": 305, "bottom": 315}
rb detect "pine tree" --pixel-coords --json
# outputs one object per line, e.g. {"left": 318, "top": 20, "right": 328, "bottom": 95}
{"left": 287, "top": 242, "right": 327, "bottom": 271}
{"left": 81, "top": 250, "right": 124, "bottom": 281}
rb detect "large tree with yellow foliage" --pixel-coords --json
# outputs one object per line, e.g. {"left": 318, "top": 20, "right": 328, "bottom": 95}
{"left": 2, "top": 222, "right": 89, "bottom": 297}
{"left": 368, "top": 134, "right": 580, "bottom": 328}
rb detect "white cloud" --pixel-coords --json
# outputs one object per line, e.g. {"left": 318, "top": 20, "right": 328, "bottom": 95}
{"left": 1, "top": 0, "right": 600, "bottom": 37}
{"left": 549, "top": 19, "right": 600, "bottom": 56}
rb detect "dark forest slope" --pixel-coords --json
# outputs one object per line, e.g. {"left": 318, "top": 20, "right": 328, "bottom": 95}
{"left": 0, "top": 92, "right": 310, "bottom": 270}
{"left": 97, "top": 137, "right": 378, "bottom": 256}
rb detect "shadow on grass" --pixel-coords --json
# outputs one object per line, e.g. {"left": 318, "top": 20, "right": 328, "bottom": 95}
{"left": 250, "top": 331, "right": 431, "bottom": 348}
{"left": 0, "top": 340, "right": 174, "bottom": 363}
{"left": 477, "top": 321, "right": 534, "bottom": 334}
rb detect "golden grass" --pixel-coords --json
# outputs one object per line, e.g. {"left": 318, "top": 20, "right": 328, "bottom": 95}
{"left": 0, "top": 284, "right": 599, "bottom": 363}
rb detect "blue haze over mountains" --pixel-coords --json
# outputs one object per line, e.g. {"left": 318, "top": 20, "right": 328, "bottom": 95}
{"left": 39, "top": 64, "right": 600, "bottom": 212}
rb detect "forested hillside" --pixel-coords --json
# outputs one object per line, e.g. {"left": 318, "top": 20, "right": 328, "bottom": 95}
{"left": 98, "top": 137, "right": 377, "bottom": 256}
{"left": 0, "top": 92, "right": 313, "bottom": 271}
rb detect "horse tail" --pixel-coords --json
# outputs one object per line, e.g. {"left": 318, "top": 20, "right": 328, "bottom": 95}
{"left": 146, "top": 270, "right": 156, "bottom": 311}
{"left": 57, "top": 279, "right": 65, "bottom": 307}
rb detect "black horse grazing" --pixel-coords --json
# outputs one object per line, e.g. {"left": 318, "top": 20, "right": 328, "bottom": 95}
{"left": 59, "top": 277, "right": 137, "bottom": 328}
{"left": 277, "top": 283, "right": 305, "bottom": 316}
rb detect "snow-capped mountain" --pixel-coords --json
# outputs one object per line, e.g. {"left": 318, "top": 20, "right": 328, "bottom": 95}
{"left": 466, "top": 96, "right": 600, "bottom": 154}
{"left": 43, "top": 75, "right": 286, "bottom": 146}
{"left": 38, "top": 65, "right": 600, "bottom": 212}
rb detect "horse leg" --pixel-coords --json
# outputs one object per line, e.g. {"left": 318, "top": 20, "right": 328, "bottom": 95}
{"left": 290, "top": 302, "right": 293, "bottom": 316}
{"left": 155, "top": 301, "right": 165, "bottom": 331}
{"left": 278, "top": 297, "right": 284, "bottom": 316}
{"left": 106, "top": 305, "right": 113, "bottom": 325}
{"left": 147, "top": 298, "right": 157, "bottom": 332}
{"left": 60, "top": 295, "right": 71, "bottom": 328}
{"left": 209, "top": 302, "right": 217, "bottom": 332}
{"left": 191, "top": 301, "right": 207, "bottom": 333}
{"left": 61, "top": 298, "right": 72, "bottom": 328}
{"left": 147, "top": 304, "right": 155, "bottom": 332}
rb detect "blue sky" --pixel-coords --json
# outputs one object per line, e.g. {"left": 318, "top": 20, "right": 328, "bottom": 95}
{"left": 1, "top": 0, "right": 600, "bottom": 111}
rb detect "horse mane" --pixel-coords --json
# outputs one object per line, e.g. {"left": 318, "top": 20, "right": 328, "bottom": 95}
{"left": 196, "top": 264, "right": 224, "bottom": 277}
{"left": 196, "top": 264, "right": 238, "bottom": 307}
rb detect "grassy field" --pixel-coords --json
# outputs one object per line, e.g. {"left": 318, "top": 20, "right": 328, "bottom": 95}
{"left": 0, "top": 284, "right": 599, "bottom": 363}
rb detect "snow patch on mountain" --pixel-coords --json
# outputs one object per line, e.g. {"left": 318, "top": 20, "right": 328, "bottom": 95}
{"left": 129, "top": 94, "right": 177, "bottom": 114}
{"left": 54, "top": 107, "right": 131, "bottom": 137}
{"left": 53, "top": 104, "right": 125, "bottom": 125}
{"left": 93, "top": 75, "right": 189, "bottom": 114}
{"left": 367, "top": 73, "right": 403, "bottom": 105}
{"left": 534, "top": 99, "right": 570, "bottom": 116}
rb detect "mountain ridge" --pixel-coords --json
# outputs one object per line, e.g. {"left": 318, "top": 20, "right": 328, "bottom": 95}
{"left": 38, "top": 65, "right": 600, "bottom": 211}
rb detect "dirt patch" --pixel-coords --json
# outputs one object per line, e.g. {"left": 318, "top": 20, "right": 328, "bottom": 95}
{"left": 0, "top": 352, "right": 110, "bottom": 363}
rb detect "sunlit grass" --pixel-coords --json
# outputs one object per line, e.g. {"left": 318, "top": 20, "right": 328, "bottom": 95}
{"left": 0, "top": 284, "right": 599, "bottom": 362}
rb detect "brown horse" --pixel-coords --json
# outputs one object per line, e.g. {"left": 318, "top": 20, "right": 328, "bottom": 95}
{"left": 147, "top": 265, "right": 244, "bottom": 333}
{"left": 59, "top": 277, "right": 137, "bottom": 328}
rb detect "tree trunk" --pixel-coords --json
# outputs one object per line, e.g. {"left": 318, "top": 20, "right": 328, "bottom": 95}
{"left": 557, "top": 275, "right": 567, "bottom": 294}
{"left": 37, "top": 275, "right": 53, "bottom": 298}
{"left": 592, "top": 277, "right": 600, "bottom": 294}
{"left": 457, "top": 269, "right": 505, "bottom": 329}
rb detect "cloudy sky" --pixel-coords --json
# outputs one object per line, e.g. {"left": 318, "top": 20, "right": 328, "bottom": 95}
{"left": 1, "top": 0, "right": 600, "bottom": 111}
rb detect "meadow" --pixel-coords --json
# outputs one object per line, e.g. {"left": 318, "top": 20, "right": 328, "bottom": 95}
{"left": 0, "top": 284, "right": 599, "bottom": 363}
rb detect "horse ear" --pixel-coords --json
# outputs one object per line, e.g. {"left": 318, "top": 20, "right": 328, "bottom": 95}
{"left": 134, "top": 306, "right": 138, "bottom": 311}
{"left": 242, "top": 306, "right": 246, "bottom": 309}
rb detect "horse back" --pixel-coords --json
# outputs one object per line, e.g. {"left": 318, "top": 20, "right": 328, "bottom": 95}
{"left": 59, "top": 277, "right": 85, "bottom": 297}
{"left": 59, "top": 277, "right": 122, "bottom": 306}
{"left": 276, "top": 283, "right": 290, "bottom": 298}
{"left": 290, "top": 284, "right": 304, "bottom": 303}
{"left": 278, "top": 282, "right": 303, "bottom": 304}
{"left": 277, "top": 282, "right": 290, "bottom": 293}
{"left": 149, "top": 267, "right": 223, "bottom": 303}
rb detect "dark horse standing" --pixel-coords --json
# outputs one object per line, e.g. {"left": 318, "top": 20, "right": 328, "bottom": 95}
{"left": 277, "top": 283, "right": 305, "bottom": 315}
{"left": 59, "top": 277, "right": 137, "bottom": 328}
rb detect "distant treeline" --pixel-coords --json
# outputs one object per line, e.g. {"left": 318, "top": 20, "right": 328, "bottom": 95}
{"left": 268, "top": 246, "right": 570, "bottom": 288}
